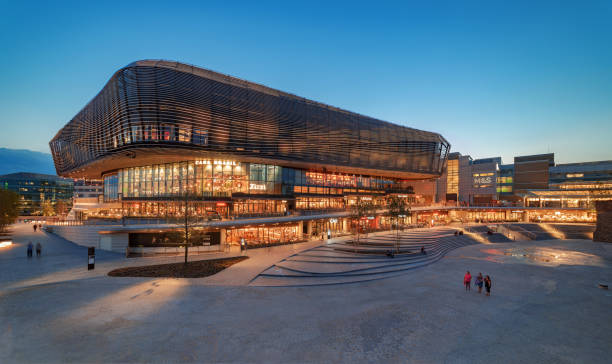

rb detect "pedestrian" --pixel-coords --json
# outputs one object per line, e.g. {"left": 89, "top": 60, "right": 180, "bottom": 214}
{"left": 36, "top": 242, "right": 42, "bottom": 257}
{"left": 27, "top": 241, "right": 33, "bottom": 258}
{"left": 421, "top": 246, "right": 426, "bottom": 255}
{"left": 33, "top": 224, "right": 37, "bottom": 232}
{"left": 464, "top": 270, "right": 472, "bottom": 291}
{"left": 475, "top": 272, "right": 484, "bottom": 294}
{"left": 484, "top": 275, "right": 492, "bottom": 296}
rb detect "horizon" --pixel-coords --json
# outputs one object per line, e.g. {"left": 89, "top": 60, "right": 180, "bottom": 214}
{"left": 1, "top": 1, "right": 611, "bottom": 164}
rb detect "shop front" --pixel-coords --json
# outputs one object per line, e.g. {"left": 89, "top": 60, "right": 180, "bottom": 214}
{"left": 225, "top": 223, "right": 303, "bottom": 247}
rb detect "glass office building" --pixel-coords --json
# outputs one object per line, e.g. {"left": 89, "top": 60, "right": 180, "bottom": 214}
{"left": 50, "top": 60, "right": 450, "bottom": 219}
{"left": 0, "top": 173, "right": 73, "bottom": 215}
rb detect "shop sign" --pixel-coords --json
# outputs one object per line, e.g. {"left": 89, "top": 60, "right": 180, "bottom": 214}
{"left": 329, "top": 218, "right": 338, "bottom": 223}
{"left": 473, "top": 176, "right": 493, "bottom": 185}
{"left": 216, "top": 202, "right": 227, "bottom": 207}
{"left": 249, "top": 183, "right": 266, "bottom": 191}
{"left": 195, "top": 160, "right": 237, "bottom": 166}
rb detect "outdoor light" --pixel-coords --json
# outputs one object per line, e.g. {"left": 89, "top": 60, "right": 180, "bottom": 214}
{"left": 0, "top": 240, "right": 13, "bottom": 248}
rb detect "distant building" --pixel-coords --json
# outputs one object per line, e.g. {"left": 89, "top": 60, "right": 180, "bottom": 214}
{"left": 522, "top": 160, "right": 612, "bottom": 209}
{"left": 0, "top": 172, "right": 73, "bottom": 215}
{"left": 513, "top": 153, "right": 555, "bottom": 193}
{"left": 432, "top": 153, "right": 612, "bottom": 210}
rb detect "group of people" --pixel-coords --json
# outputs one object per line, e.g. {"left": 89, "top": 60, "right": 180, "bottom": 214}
{"left": 27, "top": 241, "right": 42, "bottom": 257}
{"left": 463, "top": 271, "right": 492, "bottom": 296}
{"left": 29, "top": 224, "right": 44, "bottom": 257}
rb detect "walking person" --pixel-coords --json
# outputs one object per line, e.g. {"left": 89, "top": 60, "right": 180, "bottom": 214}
{"left": 33, "top": 224, "right": 37, "bottom": 232}
{"left": 27, "top": 241, "right": 33, "bottom": 258}
{"left": 36, "top": 242, "right": 42, "bottom": 257}
{"left": 484, "top": 275, "right": 492, "bottom": 296}
{"left": 475, "top": 273, "right": 484, "bottom": 294}
{"left": 464, "top": 271, "right": 472, "bottom": 291}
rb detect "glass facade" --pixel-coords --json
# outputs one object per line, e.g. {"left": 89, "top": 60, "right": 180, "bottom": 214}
{"left": 103, "top": 158, "right": 415, "bottom": 217}
{"left": 105, "top": 159, "right": 413, "bottom": 201}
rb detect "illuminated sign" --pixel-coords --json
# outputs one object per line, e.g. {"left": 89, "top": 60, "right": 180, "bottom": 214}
{"left": 216, "top": 202, "right": 227, "bottom": 207}
{"left": 473, "top": 176, "right": 493, "bottom": 185}
{"left": 329, "top": 218, "right": 338, "bottom": 223}
{"left": 249, "top": 183, "right": 267, "bottom": 191}
{"left": 195, "top": 160, "right": 237, "bottom": 166}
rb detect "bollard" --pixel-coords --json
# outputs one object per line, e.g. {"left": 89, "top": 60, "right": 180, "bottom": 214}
{"left": 88, "top": 246, "right": 95, "bottom": 270}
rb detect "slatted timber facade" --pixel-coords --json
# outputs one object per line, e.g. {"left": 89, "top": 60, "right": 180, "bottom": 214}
{"left": 50, "top": 60, "right": 450, "bottom": 179}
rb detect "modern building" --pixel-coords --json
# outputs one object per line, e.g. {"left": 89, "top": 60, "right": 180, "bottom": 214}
{"left": 49, "top": 60, "right": 450, "bottom": 251}
{"left": 522, "top": 160, "right": 612, "bottom": 210}
{"left": 0, "top": 172, "right": 74, "bottom": 215}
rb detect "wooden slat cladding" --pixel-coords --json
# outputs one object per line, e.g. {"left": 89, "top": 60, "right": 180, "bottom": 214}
{"left": 50, "top": 61, "right": 450, "bottom": 178}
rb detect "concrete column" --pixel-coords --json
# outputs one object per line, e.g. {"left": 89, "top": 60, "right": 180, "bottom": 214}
{"left": 306, "top": 220, "right": 313, "bottom": 237}
{"left": 298, "top": 221, "right": 304, "bottom": 239}
{"left": 220, "top": 229, "right": 226, "bottom": 252}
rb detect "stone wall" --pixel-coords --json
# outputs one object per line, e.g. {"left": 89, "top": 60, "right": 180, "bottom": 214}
{"left": 593, "top": 201, "right": 612, "bottom": 243}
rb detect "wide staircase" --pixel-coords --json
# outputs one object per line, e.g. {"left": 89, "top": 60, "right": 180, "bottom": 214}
{"left": 545, "top": 224, "right": 595, "bottom": 240}
{"left": 250, "top": 227, "right": 480, "bottom": 287}
{"left": 464, "top": 225, "right": 513, "bottom": 243}
{"left": 503, "top": 223, "right": 557, "bottom": 240}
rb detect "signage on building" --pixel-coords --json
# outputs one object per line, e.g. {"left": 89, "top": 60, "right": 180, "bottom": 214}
{"left": 195, "top": 160, "right": 237, "bottom": 166}
{"left": 216, "top": 202, "right": 227, "bottom": 207}
{"left": 473, "top": 176, "right": 493, "bottom": 185}
{"left": 249, "top": 183, "right": 266, "bottom": 191}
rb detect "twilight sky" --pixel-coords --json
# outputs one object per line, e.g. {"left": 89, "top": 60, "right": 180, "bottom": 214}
{"left": 0, "top": 0, "right": 610, "bottom": 164}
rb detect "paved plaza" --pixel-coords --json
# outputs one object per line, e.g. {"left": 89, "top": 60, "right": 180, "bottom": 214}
{"left": 1, "top": 223, "right": 611, "bottom": 363}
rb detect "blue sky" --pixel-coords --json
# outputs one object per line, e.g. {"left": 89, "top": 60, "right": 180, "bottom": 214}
{"left": 0, "top": 0, "right": 610, "bottom": 164}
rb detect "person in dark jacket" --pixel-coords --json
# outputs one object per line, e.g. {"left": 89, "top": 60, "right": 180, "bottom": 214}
{"left": 484, "top": 275, "right": 492, "bottom": 296}
{"left": 27, "top": 241, "right": 33, "bottom": 258}
{"left": 36, "top": 242, "right": 42, "bottom": 257}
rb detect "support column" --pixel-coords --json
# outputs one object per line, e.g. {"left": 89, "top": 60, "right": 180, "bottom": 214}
{"left": 220, "top": 229, "right": 226, "bottom": 252}
{"left": 306, "top": 220, "right": 313, "bottom": 238}
{"left": 298, "top": 221, "right": 304, "bottom": 240}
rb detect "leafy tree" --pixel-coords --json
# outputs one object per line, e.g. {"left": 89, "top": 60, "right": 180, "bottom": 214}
{"left": 0, "top": 189, "right": 20, "bottom": 232}
{"left": 55, "top": 200, "right": 68, "bottom": 216}
{"left": 349, "top": 196, "right": 375, "bottom": 246}
{"left": 41, "top": 200, "right": 55, "bottom": 216}
{"left": 387, "top": 195, "right": 411, "bottom": 253}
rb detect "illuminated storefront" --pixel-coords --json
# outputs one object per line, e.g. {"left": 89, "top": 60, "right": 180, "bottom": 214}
{"left": 225, "top": 223, "right": 301, "bottom": 246}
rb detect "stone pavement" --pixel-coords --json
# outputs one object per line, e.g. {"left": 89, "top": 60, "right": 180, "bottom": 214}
{"left": 1, "top": 223, "right": 612, "bottom": 363}
{"left": 0, "top": 223, "right": 325, "bottom": 290}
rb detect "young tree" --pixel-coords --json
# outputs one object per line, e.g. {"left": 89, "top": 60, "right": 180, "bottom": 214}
{"left": 0, "top": 189, "right": 20, "bottom": 232}
{"left": 180, "top": 192, "right": 202, "bottom": 264}
{"left": 387, "top": 195, "right": 411, "bottom": 253}
{"left": 41, "top": 200, "right": 55, "bottom": 216}
{"left": 349, "top": 196, "right": 374, "bottom": 246}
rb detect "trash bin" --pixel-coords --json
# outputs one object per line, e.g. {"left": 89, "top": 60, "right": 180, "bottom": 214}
{"left": 88, "top": 246, "right": 95, "bottom": 270}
